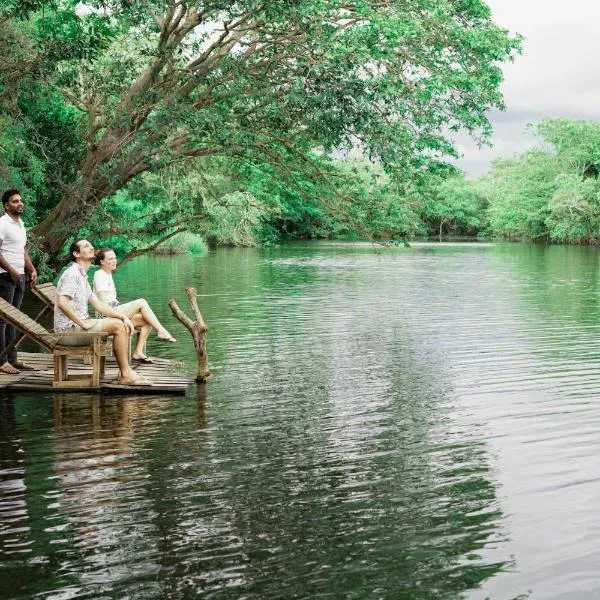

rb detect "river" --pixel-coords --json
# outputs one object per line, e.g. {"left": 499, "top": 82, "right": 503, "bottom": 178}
{"left": 2, "top": 241, "right": 600, "bottom": 599}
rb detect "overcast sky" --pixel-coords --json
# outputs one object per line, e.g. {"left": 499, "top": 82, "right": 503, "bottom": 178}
{"left": 457, "top": 0, "right": 600, "bottom": 177}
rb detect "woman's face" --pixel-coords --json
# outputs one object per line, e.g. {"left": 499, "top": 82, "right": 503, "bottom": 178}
{"left": 101, "top": 251, "right": 117, "bottom": 272}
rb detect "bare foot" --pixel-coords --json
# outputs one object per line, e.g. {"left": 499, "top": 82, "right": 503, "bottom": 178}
{"left": 120, "top": 374, "right": 153, "bottom": 386}
{"left": 132, "top": 355, "right": 155, "bottom": 364}
{"left": 157, "top": 330, "right": 176, "bottom": 343}
{"left": 11, "top": 360, "right": 36, "bottom": 371}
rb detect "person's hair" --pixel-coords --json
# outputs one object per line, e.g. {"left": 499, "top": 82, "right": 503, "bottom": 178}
{"left": 2, "top": 189, "right": 20, "bottom": 206}
{"left": 94, "top": 248, "right": 114, "bottom": 266}
{"left": 69, "top": 240, "right": 84, "bottom": 262}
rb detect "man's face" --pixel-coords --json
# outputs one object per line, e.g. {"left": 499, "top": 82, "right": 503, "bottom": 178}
{"left": 4, "top": 194, "right": 24, "bottom": 217}
{"left": 75, "top": 240, "right": 95, "bottom": 262}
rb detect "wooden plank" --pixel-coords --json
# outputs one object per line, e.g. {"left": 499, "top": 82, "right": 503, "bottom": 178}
{"left": 2, "top": 351, "right": 193, "bottom": 395}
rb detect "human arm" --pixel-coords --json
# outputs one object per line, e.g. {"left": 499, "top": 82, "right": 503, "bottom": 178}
{"left": 89, "top": 295, "right": 134, "bottom": 335}
{"left": 57, "top": 295, "right": 95, "bottom": 329}
{"left": 24, "top": 249, "right": 37, "bottom": 284}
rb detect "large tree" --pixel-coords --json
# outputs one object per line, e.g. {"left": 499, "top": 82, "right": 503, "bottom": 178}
{"left": 1, "top": 0, "right": 520, "bottom": 262}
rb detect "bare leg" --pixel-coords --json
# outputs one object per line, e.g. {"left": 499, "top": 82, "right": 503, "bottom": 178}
{"left": 129, "top": 315, "right": 152, "bottom": 358}
{"left": 100, "top": 318, "right": 149, "bottom": 383}
{"left": 119, "top": 299, "right": 174, "bottom": 340}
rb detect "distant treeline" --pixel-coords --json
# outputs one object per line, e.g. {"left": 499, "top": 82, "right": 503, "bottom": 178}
{"left": 419, "top": 118, "right": 600, "bottom": 244}
{"left": 3, "top": 108, "right": 597, "bottom": 255}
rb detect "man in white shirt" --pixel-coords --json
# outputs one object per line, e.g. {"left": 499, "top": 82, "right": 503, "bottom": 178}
{"left": 0, "top": 189, "right": 38, "bottom": 374}
{"left": 54, "top": 239, "right": 152, "bottom": 386}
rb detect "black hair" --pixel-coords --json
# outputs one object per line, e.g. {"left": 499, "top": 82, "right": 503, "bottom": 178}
{"left": 2, "top": 189, "right": 20, "bottom": 206}
{"left": 69, "top": 240, "right": 83, "bottom": 262}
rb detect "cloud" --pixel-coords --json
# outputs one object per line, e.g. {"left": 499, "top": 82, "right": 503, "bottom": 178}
{"left": 458, "top": 0, "right": 600, "bottom": 176}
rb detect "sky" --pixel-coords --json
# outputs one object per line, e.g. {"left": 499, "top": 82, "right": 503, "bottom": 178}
{"left": 457, "top": 0, "right": 600, "bottom": 177}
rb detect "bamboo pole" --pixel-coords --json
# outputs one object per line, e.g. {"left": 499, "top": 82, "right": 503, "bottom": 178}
{"left": 168, "top": 287, "right": 210, "bottom": 382}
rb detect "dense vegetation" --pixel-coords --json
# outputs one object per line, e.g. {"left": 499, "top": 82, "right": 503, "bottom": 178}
{"left": 430, "top": 119, "right": 600, "bottom": 245}
{"left": 0, "top": 0, "right": 520, "bottom": 274}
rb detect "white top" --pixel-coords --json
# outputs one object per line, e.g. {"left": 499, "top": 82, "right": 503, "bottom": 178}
{"left": 0, "top": 213, "right": 26, "bottom": 274}
{"left": 92, "top": 269, "right": 118, "bottom": 305}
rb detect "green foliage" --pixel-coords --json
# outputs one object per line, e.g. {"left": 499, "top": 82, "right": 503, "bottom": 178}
{"left": 482, "top": 150, "right": 557, "bottom": 241}
{"left": 0, "top": 0, "right": 521, "bottom": 266}
{"left": 546, "top": 175, "right": 600, "bottom": 243}
{"left": 155, "top": 232, "right": 206, "bottom": 255}
{"left": 482, "top": 118, "right": 600, "bottom": 244}
{"left": 421, "top": 175, "right": 488, "bottom": 237}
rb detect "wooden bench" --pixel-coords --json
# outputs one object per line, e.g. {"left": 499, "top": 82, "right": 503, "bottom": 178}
{"left": 0, "top": 296, "right": 111, "bottom": 389}
{"left": 32, "top": 282, "right": 143, "bottom": 362}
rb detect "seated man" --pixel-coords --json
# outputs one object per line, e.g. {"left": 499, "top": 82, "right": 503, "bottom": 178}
{"left": 54, "top": 239, "right": 152, "bottom": 386}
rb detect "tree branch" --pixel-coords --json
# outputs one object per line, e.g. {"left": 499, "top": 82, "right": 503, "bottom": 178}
{"left": 117, "top": 227, "right": 188, "bottom": 269}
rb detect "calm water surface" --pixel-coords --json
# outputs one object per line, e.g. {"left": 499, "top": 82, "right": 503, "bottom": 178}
{"left": 2, "top": 241, "right": 600, "bottom": 599}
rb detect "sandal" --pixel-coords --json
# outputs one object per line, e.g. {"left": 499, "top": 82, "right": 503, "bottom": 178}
{"left": 10, "top": 361, "right": 36, "bottom": 371}
{"left": 0, "top": 362, "right": 19, "bottom": 375}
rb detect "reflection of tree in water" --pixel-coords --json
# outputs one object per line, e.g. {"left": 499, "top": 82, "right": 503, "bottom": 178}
{"left": 133, "top": 385, "right": 250, "bottom": 599}
{"left": 192, "top": 327, "right": 511, "bottom": 598}
{"left": 130, "top": 250, "right": 509, "bottom": 598}
{"left": 2, "top": 389, "right": 225, "bottom": 600}
{"left": 0, "top": 397, "right": 30, "bottom": 559}
{"left": 493, "top": 244, "right": 600, "bottom": 329}
{"left": 48, "top": 395, "right": 168, "bottom": 591}
{"left": 0, "top": 394, "right": 68, "bottom": 596}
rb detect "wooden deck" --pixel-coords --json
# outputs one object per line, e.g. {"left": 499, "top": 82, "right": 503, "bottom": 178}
{"left": 0, "top": 352, "right": 193, "bottom": 395}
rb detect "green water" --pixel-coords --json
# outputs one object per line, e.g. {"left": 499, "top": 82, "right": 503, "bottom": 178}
{"left": 2, "top": 241, "right": 600, "bottom": 599}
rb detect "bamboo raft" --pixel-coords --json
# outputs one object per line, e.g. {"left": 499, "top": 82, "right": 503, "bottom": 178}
{"left": 0, "top": 351, "right": 193, "bottom": 394}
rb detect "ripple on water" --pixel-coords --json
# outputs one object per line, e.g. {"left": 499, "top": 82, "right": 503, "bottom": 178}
{"left": 3, "top": 244, "right": 600, "bottom": 598}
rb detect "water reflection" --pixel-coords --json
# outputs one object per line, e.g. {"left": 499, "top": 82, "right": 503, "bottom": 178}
{"left": 0, "top": 398, "right": 31, "bottom": 558}
{"left": 12, "top": 241, "right": 600, "bottom": 598}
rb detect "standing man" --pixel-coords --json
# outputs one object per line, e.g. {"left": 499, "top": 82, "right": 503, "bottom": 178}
{"left": 54, "top": 239, "right": 152, "bottom": 386}
{"left": 0, "top": 189, "right": 37, "bottom": 374}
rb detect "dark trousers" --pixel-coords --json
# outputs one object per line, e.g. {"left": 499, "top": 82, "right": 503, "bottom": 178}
{"left": 0, "top": 273, "right": 25, "bottom": 364}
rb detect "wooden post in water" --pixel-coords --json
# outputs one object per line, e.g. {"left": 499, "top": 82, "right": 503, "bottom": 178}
{"left": 168, "top": 288, "right": 210, "bottom": 382}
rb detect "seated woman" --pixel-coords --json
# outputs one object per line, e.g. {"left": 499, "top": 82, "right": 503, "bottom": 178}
{"left": 92, "top": 248, "right": 176, "bottom": 363}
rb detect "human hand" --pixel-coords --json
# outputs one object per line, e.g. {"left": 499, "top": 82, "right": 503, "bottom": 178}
{"left": 80, "top": 319, "right": 97, "bottom": 330}
{"left": 122, "top": 316, "right": 134, "bottom": 336}
{"left": 28, "top": 269, "right": 38, "bottom": 285}
{"left": 8, "top": 268, "right": 20, "bottom": 285}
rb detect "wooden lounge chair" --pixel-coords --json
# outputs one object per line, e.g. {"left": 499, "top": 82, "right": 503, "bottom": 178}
{"left": 30, "top": 282, "right": 58, "bottom": 314}
{"left": 0, "top": 296, "right": 111, "bottom": 388}
{"left": 0, "top": 282, "right": 58, "bottom": 362}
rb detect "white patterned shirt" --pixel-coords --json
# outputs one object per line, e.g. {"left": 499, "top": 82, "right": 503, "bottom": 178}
{"left": 54, "top": 263, "right": 98, "bottom": 332}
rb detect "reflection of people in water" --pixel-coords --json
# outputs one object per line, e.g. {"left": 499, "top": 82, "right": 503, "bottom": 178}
{"left": 51, "top": 396, "right": 162, "bottom": 568}
{"left": 93, "top": 248, "right": 176, "bottom": 364}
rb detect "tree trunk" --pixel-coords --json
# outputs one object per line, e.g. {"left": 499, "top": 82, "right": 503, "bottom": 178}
{"left": 32, "top": 194, "right": 84, "bottom": 259}
{"left": 32, "top": 135, "right": 146, "bottom": 262}
{"left": 168, "top": 287, "right": 210, "bottom": 382}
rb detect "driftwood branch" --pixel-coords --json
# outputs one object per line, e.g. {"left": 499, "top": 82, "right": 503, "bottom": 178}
{"left": 168, "top": 287, "right": 210, "bottom": 382}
